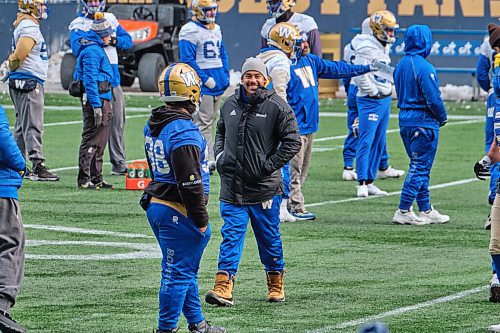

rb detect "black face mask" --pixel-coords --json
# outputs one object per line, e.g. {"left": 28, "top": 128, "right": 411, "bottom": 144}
{"left": 247, "top": 86, "right": 266, "bottom": 105}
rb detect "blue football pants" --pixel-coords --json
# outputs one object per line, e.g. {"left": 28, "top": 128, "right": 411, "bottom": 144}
{"left": 398, "top": 126, "right": 439, "bottom": 212}
{"left": 147, "top": 202, "right": 211, "bottom": 330}
{"left": 355, "top": 96, "right": 391, "bottom": 182}
{"left": 218, "top": 196, "right": 284, "bottom": 277}
{"left": 281, "top": 163, "right": 290, "bottom": 198}
{"left": 343, "top": 103, "right": 389, "bottom": 170}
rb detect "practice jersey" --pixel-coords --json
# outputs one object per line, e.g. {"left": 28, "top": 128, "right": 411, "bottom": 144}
{"left": 10, "top": 18, "right": 48, "bottom": 83}
{"left": 144, "top": 119, "right": 210, "bottom": 195}
{"left": 179, "top": 20, "right": 229, "bottom": 96}
{"left": 257, "top": 47, "right": 291, "bottom": 101}
{"left": 353, "top": 34, "right": 392, "bottom": 97}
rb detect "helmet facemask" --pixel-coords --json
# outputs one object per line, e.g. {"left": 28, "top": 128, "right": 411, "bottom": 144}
{"left": 82, "top": 0, "right": 106, "bottom": 18}
{"left": 266, "top": 0, "right": 294, "bottom": 18}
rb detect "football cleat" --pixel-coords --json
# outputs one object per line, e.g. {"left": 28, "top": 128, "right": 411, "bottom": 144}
{"left": 377, "top": 166, "right": 405, "bottom": 179}
{"left": 78, "top": 181, "right": 100, "bottom": 190}
{"left": 417, "top": 206, "right": 450, "bottom": 224}
{"left": 154, "top": 328, "right": 178, "bottom": 333}
{"left": 392, "top": 207, "right": 427, "bottom": 225}
{"left": 342, "top": 168, "right": 357, "bottom": 181}
{"left": 367, "top": 183, "right": 388, "bottom": 196}
{"left": 205, "top": 271, "right": 234, "bottom": 306}
{"left": 95, "top": 181, "right": 114, "bottom": 189}
{"left": 0, "top": 311, "right": 26, "bottom": 333}
{"left": 490, "top": 273, "right": 500, "bottom": 302}
{"left": 279, "top": 199, "right": 296, "bottom": 222}
{"left": 31, "top": 164, "right": 59, "bottom": 181}
{"left": 188, "top": 320, "right": 226, "bottom": 333}
{"left": 291, "top": 210, "right": 316, "bottom": 221}
{"left": 357, "top": 184, "right": 369, "bottom": 197}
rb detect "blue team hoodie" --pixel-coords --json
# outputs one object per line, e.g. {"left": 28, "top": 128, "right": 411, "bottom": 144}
{"left": 73, "top": 30, "right": 113, "bottom": 108}
{"left": 70, "top": 14, "right": 133, "bottom": 88}
{"left": 394, "top": 25, "right": 447, "bottom": 130}
{"left": 0, "top": 104, "right": 25, "bottom": 200}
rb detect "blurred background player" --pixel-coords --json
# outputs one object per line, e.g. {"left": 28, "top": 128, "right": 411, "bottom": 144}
{"left": 69, "top": 0, "right": 133, "bottom": 176}
{"left": 0, "top": 104, "right": 27, "bottom": 333}
{"left": 73, "top": 13, "right": 114, "bottom": 190}
{"left": 205, "top": 57, "right": 300, "bottom": 307}
{"left": 1, "top": 0, "right": 59, "bottom": 181}
{"left": 286, "top": 24, "right": 375, "bottom": 221}
{"left": 261, "top": 0, "right": 322, "bottom": 57}
{"left": 342, "top": 17, "right": 404, "bottom": 182}
{"left": 179, "top": 0, "right": 230, "bottom": 174}
{"left": 352, "top": 10, "right": 399, "bottom": 198}
{"left": 141, "top": 63, "right": 225, "bottom": 333}
{"left": 256, "top": 22, "right": 301, "bottom": 222}
{"left": 392, "top": 25, "right": 449, "bottom": 225}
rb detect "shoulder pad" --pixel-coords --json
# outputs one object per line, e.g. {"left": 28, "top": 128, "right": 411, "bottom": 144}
{"left": 261, "top": 18, "right": 276, "bottom": 39}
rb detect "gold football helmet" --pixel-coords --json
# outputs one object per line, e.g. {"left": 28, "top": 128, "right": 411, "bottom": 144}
{"left": 18, "top": 0, "right": 48, "bottom": 20}
{"left": 267, "top": 22, "right": 303, "bottom": 62}
{"left": 192, "top": 0, "right": 218, "bottom": 24}
{"left": 266, "top": 0, "right": 295, "bottom": 18}
{"left": 158, "top": 63, "right": 201, "bottom": 107}
{"left": 370, "top": 10, "right": 398, "bottom": 44}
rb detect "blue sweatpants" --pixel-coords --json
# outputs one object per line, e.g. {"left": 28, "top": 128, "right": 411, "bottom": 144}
{"left": 490, "top": 163, "right": 500, "bottom": 205}
{"left": 218, "top": 196, "right": 284, "bottom": 277}
{"left": 398, "top": 126, "right": 439, "bottom": 211}
{"left": 485, "top": 92, "right": 495, "bottom": 154}
{"left": 355, "top": 96, "right": 391, "bottom": 182}
{"left": 281, "top": 163, "right": 290, "bottom": 198}
{"left": 147, "top": 202, "right": 211, "bottom": 331}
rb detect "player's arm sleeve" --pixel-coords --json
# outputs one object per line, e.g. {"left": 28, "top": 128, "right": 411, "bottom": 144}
{"left": 263, "top": 105, "right": 301, "bottom": 174}
{"left": 0, "top": 110, "right": 26, "bottom": 172}
{"left": 220, "top": 40, "right": 230, "bottom": 75}
{"left": 8, "top": 37, "right": 36, "bottom": 71}
{"left": 307, "top": 29, "right": 322, "bottom": 58}
{"left": 352, "top": 49, "right": 378, "bottom": 96}
{"left": 418, "top": 65, "right": 447, "bottom": 124}
{"left": 115, "top": 25, "right": 133, "bottom": 50}
{"left": 313, "top": 54, "right": 370, "bottom": 79}
{"left": 269, "top": 66, "right": 290, "bottom": 102}
{"left": 82, "top": 51, "right": 102, "bottom": 108}
{"left": 171, "top": 145, "right": 209, "bottom": 228}
{"left": 214, "top": 113, "right": 226, "bottom": 159}
{"left": 179, "top": 39, "right": 210, "bottom": 84}
{"left": 70, "top": 29, "right": 85, "bottom": 57}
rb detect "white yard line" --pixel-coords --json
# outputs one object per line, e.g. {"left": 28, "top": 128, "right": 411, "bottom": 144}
{"left": 8, "top": 114, "right": 148, "bottom": 130}
{"left": 3, "top": 105, "right": 152, "bottom": 112}
{"left": 306, "top": 178, "right": 478, "bottom": 208}
{"left": 306, "top": 285, "right": 488, "bottom": 333}
{"left": 24, "top": 224, "right": 154, "bottom": 239}
{"left": 315, "top": 119, "right": 484, "bottom": 142}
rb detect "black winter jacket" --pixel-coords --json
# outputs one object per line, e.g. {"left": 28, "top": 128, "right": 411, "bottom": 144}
{"left": 215, "top": 86, "right": 301, "bottom": 205}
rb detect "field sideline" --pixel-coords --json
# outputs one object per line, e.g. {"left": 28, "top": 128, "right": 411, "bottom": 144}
{"left": 0, "top": 93, "right": 498, "bottom": 333}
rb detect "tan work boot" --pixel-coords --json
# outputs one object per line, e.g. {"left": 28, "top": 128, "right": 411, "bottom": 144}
{"left": 266, "top": 271, "right": 285, "bottom": 302}
{"left": 205, "top": 271, "right": 234, "bottom": 306}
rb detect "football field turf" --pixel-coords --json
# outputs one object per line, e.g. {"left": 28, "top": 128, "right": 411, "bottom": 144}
{"left": 0, "top": 93, "right": 497, "bottom": 332}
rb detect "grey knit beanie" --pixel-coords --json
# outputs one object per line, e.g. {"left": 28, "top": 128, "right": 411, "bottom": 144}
{"left": 241, "top": 57, "right": 268, "bottom": 78}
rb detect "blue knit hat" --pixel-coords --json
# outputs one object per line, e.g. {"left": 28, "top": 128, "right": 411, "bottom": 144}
{"left": 92, "top": 12, "right": 113, "bottom": 38}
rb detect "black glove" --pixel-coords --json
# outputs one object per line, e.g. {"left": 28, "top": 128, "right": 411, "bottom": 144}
{"left": 439, "top": 120, "right": 448, "bottom": 127}
{"left": 109, "top": 36, "right": 118, "bottom": 47}
{"left": 94, "top": 107, "right": 103, "bottom": 127}
{"left": 474, "top": 155, "right": 491, "bottom": 180}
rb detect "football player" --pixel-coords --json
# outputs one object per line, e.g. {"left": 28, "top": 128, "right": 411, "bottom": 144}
{"left": 352, "top": 10, "right": 398, "bottom": 198}
{"left": 256, "top": 22, "right": 302, "bottom": 222}
{"left": 342, "top": 17, "right": 404, "bottom": 181}
{"left": 261, "top": 0, "right": 322, "bottom": 57}
{"left": 1, "top": 0, "right": 59, "bottom": 181}
{"left": 142, "top": 63, "right": 225, "bottom": 333}
{"left": 69, "top": 0, "right": 133, "bottom": 176}
{"left": 285, "top": 24, "right": 376, "bottom": 220}
{"left": 179, "top": 0, "right": 230, "bottom": 174}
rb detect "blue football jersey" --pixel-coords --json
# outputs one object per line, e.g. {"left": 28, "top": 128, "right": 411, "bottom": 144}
{"left": 144, "top": 119, "right": 210, "bottom": 195}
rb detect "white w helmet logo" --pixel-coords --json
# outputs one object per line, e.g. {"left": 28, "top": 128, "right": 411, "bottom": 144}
{"left": 279, "top": 26, "right": 292, "bottom": 38}
{"left": 180, "top": 71, "right": 199, "bottom": 87}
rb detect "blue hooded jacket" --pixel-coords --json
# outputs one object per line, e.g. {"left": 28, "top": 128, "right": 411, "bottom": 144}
{"left": 394, "top": 25, "right": 447, "bottom": 130}
{"left": 73, "top": 30, "right": 113, "bottom": 108}
{"left": 0, "top": 104, "right": 25, "bottom": 200}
